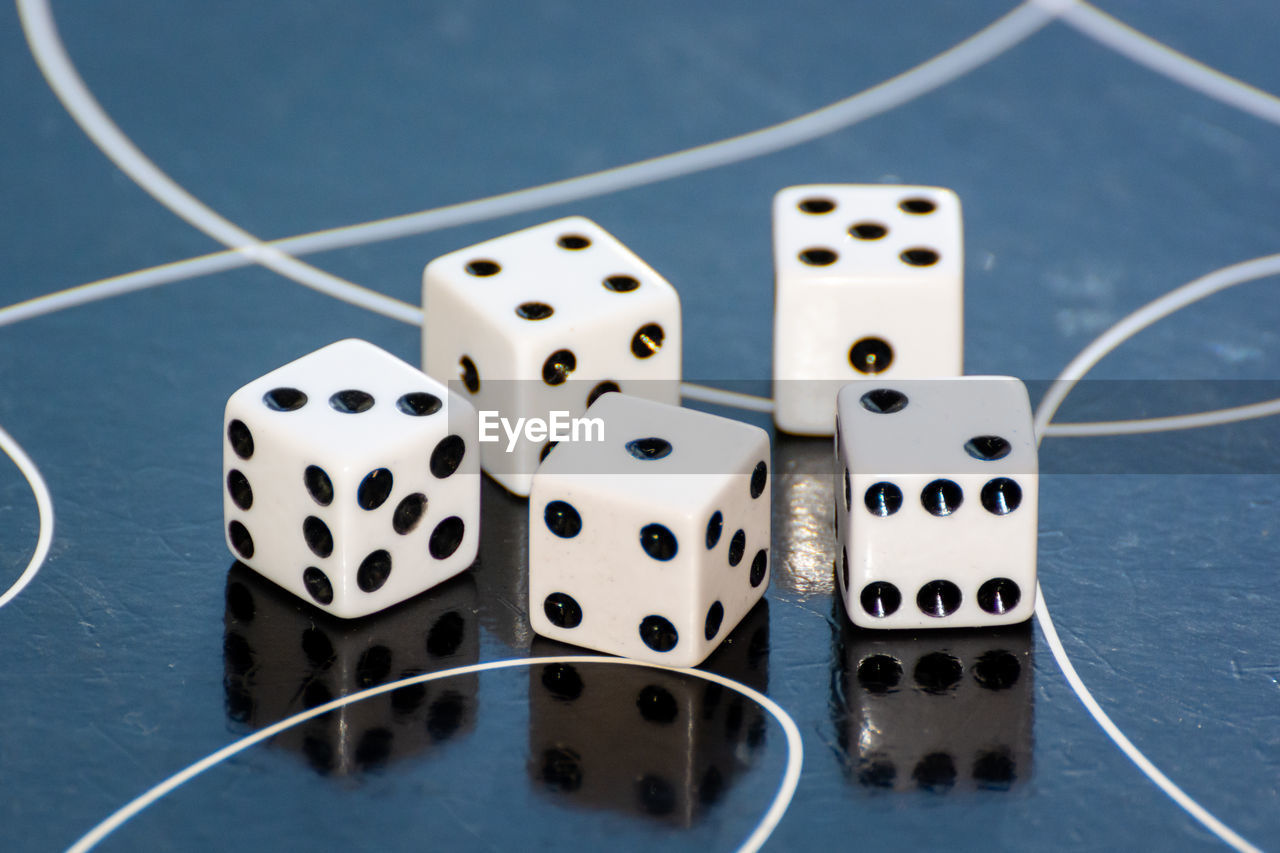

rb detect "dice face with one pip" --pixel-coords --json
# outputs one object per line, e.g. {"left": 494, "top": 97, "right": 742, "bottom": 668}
{"left": 834, "top": 377, "right": 1037, "bottom": 629}
{"left": 423, "top": 216, "right": 682, "bottom": 496}
{"left": 223, "top": 339, "right": 480, "bottom": 619}
{"left": 772, "top": 184, "right": 964, "bottom": 436}
{"left": 529, "top": 394, "right": 770, "bottom": 667}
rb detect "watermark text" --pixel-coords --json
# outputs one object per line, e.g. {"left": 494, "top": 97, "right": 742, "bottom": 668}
{"left": 478, "top": 411, "right": 605, "bottom": 452}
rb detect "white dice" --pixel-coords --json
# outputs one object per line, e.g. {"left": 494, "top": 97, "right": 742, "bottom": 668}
{"left": 834, "top": 377, "right": 1037, "bottom": 629}
{"left": 223, "top": 339, "right": 480, "bottom": 619}
{"left": 422, "top": 216, "right": 682, "bottom": 496}
{"left": 772, "top": 184, "right": 964, "bottom": 435}
{"left": 529, "top": 393, "right": 770, "bottom": 667}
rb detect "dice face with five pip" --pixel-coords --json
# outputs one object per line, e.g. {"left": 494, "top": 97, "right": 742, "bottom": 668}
{"left": 834, "top": 377, "right": 1037, "bottom": 629}
{"left": 529, "top": 394, "right": 770, "bottom": 667}
{"left": 772, "top": 184, "right": 964, "bottom": 436}
{"left": 422, "top": 216, "right": 682, "bottom": 496}
{"left": 223, "top": 339, "right": 480, "bottom": 619}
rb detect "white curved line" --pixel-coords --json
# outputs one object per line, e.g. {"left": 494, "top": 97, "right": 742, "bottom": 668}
{"left": 1044, "top": 0, "right": 1280, "bottom": 127}
{"left": 1033, "top": 591, "right": 1260, "bottom": 853}
{"left": 13, "top": 1, "right": 1062, "bottom": 333}
{"left": 15, "top": 0, "right": 419, "bottom": 326}
{"left": 261, "top": 0, "right": 1065, "bottom": 255}
{"left": 65, "top": 655, "right": 803, "bottom": 853}
{"left": 1033, "top": 255, "right": 1280, "bottom": 853}
{"left": 681, "top": 384, "right": 776, "bottom": 413}
{"left": 1044, "top": 396, "right": 1280, "bottom": 437}
{"left": 0, "top": 425, "right": 54, "bottom": 609}
{"left": 0, "top": 253, "right": 246, "bottom": 330}
{"left": 1034, "top": 253, "right": 1280, "bottom": 438}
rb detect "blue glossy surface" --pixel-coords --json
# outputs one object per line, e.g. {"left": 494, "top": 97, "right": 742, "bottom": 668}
{"left": 1, "top": 1, "right": 1278, "bottom": 849}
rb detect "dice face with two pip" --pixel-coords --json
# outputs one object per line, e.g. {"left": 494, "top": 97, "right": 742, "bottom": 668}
{"left": 422, "top": 216, "right": 682, "bottom": 496}
{"left": 223, "top": 339, "right": 480, "bottom": 619}
{"left": 772, "top": 184, "right": 964, "bottom": 436}
{"left": 529, "top": 394, "right": 771, "bottom": 667}
{"left": 834, "top": 377, "right": 1037, "bottom": 629}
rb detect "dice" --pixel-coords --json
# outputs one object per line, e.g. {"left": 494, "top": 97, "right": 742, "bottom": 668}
{"left": 528, "top": 393, "right": 770, "bottom": 667}
{"left": 832, "top": 624, "right": 1034, "bottom": 792}
{"left": 772, "top": 184, "right": 964, "bottom": 435}
{"left": 222, "top": 338, "right": 480, "bottom": 619}
{"left": 422, "top": 216, "right": 682, "bottom": 496}
{"left": 834, "top": 377, "right": 1037, "bottom": 629}
{"left": 223, "top": 563, "right": 479, "bottom": 775}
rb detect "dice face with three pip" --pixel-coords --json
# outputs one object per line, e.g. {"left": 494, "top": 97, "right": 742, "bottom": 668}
{"left": 223, "top": 339, "right": 480, "bottom": 619}
{"left": 772, "top": 184, "right": 964, "bottom": 436}
{"left": 422, "top": 216, "right": 682, "bottom": 496}
{"left": 529, "top": 394, "right": 770, "bottom": 667}
{"left": 834, "top": 377, "right": 1037, "bottom": 629}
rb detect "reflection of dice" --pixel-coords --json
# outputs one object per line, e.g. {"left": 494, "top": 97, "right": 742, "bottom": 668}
{"left": 772, "top": 184, "right": 964, "bottom": 435}
{"left": 832, "top": 623, "right": 1034, "bottom": 793}
{"left": 222, "top": 339, "right": 480, "bottom": 619}
{"left": 422, "top": 216, "right": 682, "bottom": 496}
{"left": 528, "top": 602, "right": 770, "bottom": 827}
{"left": 473, "top": 478, "right": 534, "bottom": 649}
{"left": 222, "top": 563, "right": 479, "bottom": 776}
{"left": 835, "top": 378, "right": 1037, "bottom": 629}
{"left": 529, "top": 394, "right": 771, "bottom": 666}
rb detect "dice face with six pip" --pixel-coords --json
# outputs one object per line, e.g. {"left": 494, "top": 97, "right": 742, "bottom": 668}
{"left": 772, "top": 184, "right": 964, "bottom": 436}
{"left": 834, "top": 377, "right": 1037, "bottom": 629}
{"left": 422, "top": 216, "right": 682, "bottom": 496}
{"left": 529, "top": 393, "right": 770, "bottom": 667}
{"left": 223, "top": 339, "right": 480, "bottom": 619}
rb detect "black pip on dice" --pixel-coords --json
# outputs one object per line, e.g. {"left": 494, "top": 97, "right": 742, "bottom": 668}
{"left": 833, "top": 376, "right": 1038, "bottom": 629}
{"left": 222, "top": 339, "right": 480, "bottom": 619}
{"left": 529, "top": 393, "right": 771, "bottom": 667}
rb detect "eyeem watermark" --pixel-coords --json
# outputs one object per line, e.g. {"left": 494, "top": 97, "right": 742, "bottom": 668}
{"left": 478, "top": 411, "right": 605, "bottom": 452}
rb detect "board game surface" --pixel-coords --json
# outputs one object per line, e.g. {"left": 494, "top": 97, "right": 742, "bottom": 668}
{"left": 2, "top": 1, "right": 1278, "bottom": 850}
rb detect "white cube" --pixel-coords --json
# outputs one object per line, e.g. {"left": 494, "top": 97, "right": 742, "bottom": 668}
{"left": 423, "top": 216, "right": 682, "bottom": 496}
{"left": 529, "top": 394, "right": 770, "bottom": 667}
{"left": 222, "top": 339, "right": 480, "bottom": 619}
{"left": 772, "top": 184, "right": 964, "bottom": 435}
{"left": 834, "top": 377, "right": 1037, "bottom": 629}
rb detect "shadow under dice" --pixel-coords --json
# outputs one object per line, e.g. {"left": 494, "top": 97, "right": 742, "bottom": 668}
{"left": 831, "top": 621, "right": 1034, "bottom": 793}
{"left": 223, "top": 563, "right": 479, "bottom": 777}
{"left": 528, "top": 602, "right": 770, "bottom": 827}
{"left": 223, "top": 338, "right": 480, "bottom": 619}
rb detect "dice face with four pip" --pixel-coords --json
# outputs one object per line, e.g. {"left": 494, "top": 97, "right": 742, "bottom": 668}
{"left": 529, "top": 394, "right": 771, "bottom": 667}
{"left": 422, "top": 216, "right": 682, "bottom": 496}
{"left": 223, "top": 339, "right": 480, "bottom": 619}
{"left": 772, "top": 184, "right": 964, "bottom": 436}
{"left": 834, "top": 377, "right": 1037, "bottom": 629}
